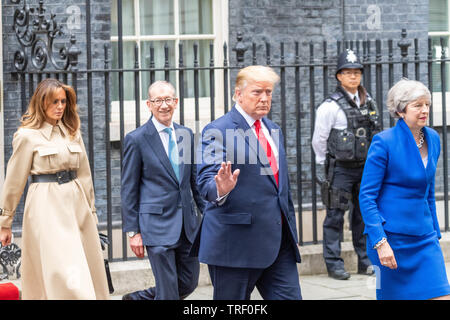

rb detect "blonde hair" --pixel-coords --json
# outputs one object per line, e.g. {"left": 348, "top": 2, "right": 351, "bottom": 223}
{"left": 387, "top": 78, "right": 431, "bottom": 118}
{"left": 233, "top": 65, "right": 280, "bottom": 100}
{"left": 20, "top": 78, "right": 80, "bottom": 137}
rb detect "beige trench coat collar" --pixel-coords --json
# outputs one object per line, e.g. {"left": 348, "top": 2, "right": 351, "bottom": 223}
{"left": 39, "top": 121, "right": 69, "bottom": 140}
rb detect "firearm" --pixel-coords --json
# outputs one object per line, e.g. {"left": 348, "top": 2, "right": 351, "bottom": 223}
{"left": 317, "top": 155, "right": 331, "bottom": 208}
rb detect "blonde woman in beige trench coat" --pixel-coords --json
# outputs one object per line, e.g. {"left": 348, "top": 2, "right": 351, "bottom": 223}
{"left": 0, "top": 79, "right": 109, "bottom": 300}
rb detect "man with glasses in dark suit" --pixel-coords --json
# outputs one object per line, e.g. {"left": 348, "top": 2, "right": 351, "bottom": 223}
{"left": 121, "top": 81, "right": 206, "bottom": 299}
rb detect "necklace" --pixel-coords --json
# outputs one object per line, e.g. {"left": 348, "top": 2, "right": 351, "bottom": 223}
{"left": 416, "top": 130, "right": 424, "bottom": 149}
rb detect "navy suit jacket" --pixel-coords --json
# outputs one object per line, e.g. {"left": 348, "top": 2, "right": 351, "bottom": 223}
{"left": 359, "top": 119, "right": 442, "bottom": 248}
{"left": 191, "top": 106, "right": 301, "bottom": 268}
{"left": 121, "top": 118, "right": 206, "bottom": 246}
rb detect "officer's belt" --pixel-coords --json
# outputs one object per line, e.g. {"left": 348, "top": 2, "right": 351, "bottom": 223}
{"left": 335, "top": 160, "right": 365, "bottom": 169}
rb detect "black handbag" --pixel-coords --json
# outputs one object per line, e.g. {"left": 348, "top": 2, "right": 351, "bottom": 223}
{"left": 99, "top": 233, "right": 115, "bottom": 294}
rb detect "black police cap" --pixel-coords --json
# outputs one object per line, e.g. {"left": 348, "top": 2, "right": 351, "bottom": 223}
{"left": 335, "top": 49, "right": 363, "bottom": 79}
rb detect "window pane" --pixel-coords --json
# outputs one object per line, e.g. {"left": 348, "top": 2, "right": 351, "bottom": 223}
{"left": 140, "top": 0, "right": 174, "bottom": 35}
{"left": 431, "top": 36, "right": 450, "bottom": 92}
{"left": 111, "top": 0, "right": 135, "bottom": 36}
{"left": 179, "top": 0, "right": 213, "bottom": 34}
{"left": 140, "top": 41, "right": 176, "bottom": 100}
{"left": 111, "top": 41, "right": 137, "bottom": 101}
{"left": 180, "top": 40, "right": 211, "bottom": 97}
{"left": 430, "top": 0, "right": 448, "bottom": 32}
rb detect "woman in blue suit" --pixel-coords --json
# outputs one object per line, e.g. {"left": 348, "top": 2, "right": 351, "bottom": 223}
{"left": 359, "top": 79, "right": 450, "bottom": 300}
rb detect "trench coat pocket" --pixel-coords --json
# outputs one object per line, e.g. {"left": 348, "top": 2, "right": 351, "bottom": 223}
{"left": 216, "top": 213, "right": 252, "bottom": 225}
{"left": 67, "top": 144, "right": 82, "bottom": 168}
{"left": 36, "top": 147, "right": 58, "bottom": 157}
{"left": 67, "top": 144, "right": 82, "bottom": 153}
{"left": 139, "top": 204, "right": 164, "bottom": 215}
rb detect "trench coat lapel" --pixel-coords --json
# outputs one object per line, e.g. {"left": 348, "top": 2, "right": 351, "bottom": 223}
{"left": 38, "top": 122, "right": 54, "bottom": 141}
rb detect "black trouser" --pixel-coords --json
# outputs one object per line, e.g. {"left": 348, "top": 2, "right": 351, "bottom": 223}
{"left": 128, "top": 228, "right": 199, "bottom": 300}
{"left": 323, "top": 165, "right": 371, "bottom": 272}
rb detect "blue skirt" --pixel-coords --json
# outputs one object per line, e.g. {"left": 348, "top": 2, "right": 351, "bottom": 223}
{"left": 367, "top": 231, "right": 450, "bottom": 300}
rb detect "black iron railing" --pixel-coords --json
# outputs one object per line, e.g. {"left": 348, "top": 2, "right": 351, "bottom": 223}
{"left": 8, "top": 0, "right": 450, "bottom": 262}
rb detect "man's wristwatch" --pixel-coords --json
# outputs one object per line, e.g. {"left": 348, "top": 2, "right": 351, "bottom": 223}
{"left": 127, "top": 231, "right": 138, "bottom": 238}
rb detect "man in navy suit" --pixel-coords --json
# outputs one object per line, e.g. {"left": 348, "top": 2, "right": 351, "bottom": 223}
{"left": 192, "top": 65, "right": 302, "bottom": 300}
{"left": 121, "top": 81, "right": 206, "bottom": 300}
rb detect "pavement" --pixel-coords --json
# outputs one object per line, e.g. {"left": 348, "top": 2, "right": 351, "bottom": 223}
{"left": 2, "top": 261, "right": 450, "bottom": 300}
{"left": 111, "top": 261, "right": 450, "bottom": 300}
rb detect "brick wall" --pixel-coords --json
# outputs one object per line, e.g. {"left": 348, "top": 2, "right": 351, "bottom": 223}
{"left": 2, "top": 0, "right": 434, "bottom": 229}
{"left": 228, "top": 0, "right": 430, "bottom": 207}
{"left": 2, "top": 0, "right": 111, "bottom": 229}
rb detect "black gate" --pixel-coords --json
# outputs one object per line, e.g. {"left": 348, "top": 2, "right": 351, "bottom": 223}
{"left": 8, "top": 0, "right": 450, "bottom": 262}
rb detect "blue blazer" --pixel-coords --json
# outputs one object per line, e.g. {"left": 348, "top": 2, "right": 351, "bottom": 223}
{"left": 121, "top": 118, "right": 206, "bottom": 246}
{"left": 359, "top": 119, "right": 442, "bottom": 249}
{"left": 191, "top": 106, "right": 301, "bottom": 268}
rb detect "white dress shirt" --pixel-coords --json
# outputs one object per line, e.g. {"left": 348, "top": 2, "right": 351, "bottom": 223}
{"left": 235, "top": 103, "right": 279, "bottom": 168}
{"left": 311, "top": 90, "right": 360, "bottom": 164}
{"left": 216, "top": 104, "right": 280, "bottom": 204}
{"left": 151, "top": 116, "right": 178, "bottom": 157}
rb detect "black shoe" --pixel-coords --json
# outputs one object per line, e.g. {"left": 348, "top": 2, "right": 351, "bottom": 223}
{"left": 122, "top": 292, "right": 135, "bottom": 300}
{"left": 357, "top": 265, "right": 375, "bottom": 276}
{"left": 328, "top": 269, "right": 351, "bottom": 280}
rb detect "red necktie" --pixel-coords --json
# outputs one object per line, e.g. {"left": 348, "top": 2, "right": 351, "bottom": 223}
{"left": 254, "top": 120, "right": 279, "bottom": 186}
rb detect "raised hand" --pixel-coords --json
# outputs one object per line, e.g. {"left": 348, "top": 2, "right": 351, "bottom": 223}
{"left": 214, "top": 161, "right": 240, "bottom": 197}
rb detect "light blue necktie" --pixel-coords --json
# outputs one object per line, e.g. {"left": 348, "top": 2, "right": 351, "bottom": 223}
{"left": 163, "top": 127, "right": 179, "bottom": 181}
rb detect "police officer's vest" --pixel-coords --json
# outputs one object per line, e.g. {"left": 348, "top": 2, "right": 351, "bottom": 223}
{"left": 326, "top": 87, "right": 380, "bottom": 163}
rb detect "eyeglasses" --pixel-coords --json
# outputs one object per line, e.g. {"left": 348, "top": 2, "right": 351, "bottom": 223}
{"left": 340, "top": 70, "right": 362, "bottom": 76}
{"left": 150, "top": 97, "right": 177, "bottom": 106}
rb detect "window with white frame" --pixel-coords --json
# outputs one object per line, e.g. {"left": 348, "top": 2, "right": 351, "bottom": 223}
{"left": 110, "top": 0, "right": 228, "bottom": 139}
{"left": 429, "top": 0, "right": 450, "bottom": 125}
{"left": 429, "top": 0, "right": 450, "bottom": 92}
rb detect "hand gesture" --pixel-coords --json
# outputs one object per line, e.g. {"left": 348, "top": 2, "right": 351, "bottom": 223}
{"left": 377, "top": 241, "right": 397, "bottom": 269}
{"left": 214, "top": 161, "right": 240, "bottom": 197}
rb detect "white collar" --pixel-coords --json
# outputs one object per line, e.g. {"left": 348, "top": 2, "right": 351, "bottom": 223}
{"left": 345, "top": 90, "right": 359, "bottom": 101}
{"left": 152, "top": 116, "right": 175, "bottom": 133}
{"left": 235, "top": 103, "right": 261, "bottom": 128}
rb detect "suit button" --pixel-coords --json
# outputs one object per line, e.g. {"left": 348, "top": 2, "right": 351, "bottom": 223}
{"left": 277, "top": 221, "right": 281, "bottom": 225}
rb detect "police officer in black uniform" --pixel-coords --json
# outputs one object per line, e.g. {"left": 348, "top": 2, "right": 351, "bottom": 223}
{"left": 312, "top": 49, "right": 380, "bottom": 280}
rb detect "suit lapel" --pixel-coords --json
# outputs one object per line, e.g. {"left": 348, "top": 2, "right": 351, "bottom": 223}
{"left": 262, "top": 117, "right": 283, "bottom": 192}
{"left": 230, "top": 107, "right": 279, "bottom": 190}
{"left": 143, "top": 119, "right": 179, "bottom": 184}
{"left": 397, "top": 119, "right": 429, "bottom": 184}
{"left": 423, "top": 126, "right": 434, "bottom": 183}
{"left": 174, "top": 122, "right": 185, "bottom": 184}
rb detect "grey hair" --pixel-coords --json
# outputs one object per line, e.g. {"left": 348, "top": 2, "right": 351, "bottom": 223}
{"left": 147, "top": 80, "right": 176, "bottom": 99}
{"left": 386, "top": 78, "right": 431, "bottom": 118}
